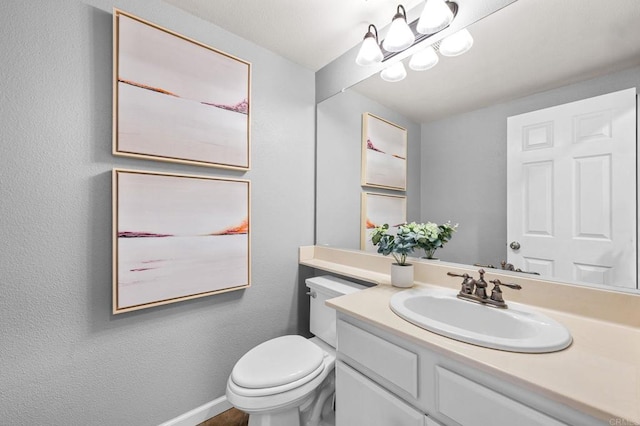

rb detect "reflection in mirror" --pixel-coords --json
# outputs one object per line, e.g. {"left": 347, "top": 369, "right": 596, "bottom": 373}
{"left": 316, "top": 91, "right": 422, "bottom": 250}
{"left": 315, "top": 0, "right": 640, "bottom": 291}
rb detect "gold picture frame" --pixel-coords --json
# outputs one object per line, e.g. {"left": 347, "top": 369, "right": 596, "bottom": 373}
{"left": 113, "top": 9, "right": 251, "bottom": 170}
{"left": 112, "top": 169, "right": 251, "bottom": 314}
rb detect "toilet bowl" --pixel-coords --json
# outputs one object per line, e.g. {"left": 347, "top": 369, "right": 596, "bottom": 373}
{"left": 226, "top": 276, "right": 366, "bottom": 426}
{"left": 226, "top": 336, "right": 336, "bottom": 426}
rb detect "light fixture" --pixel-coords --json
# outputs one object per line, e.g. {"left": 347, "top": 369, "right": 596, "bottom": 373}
{"left": 354, "top": 2, "right": 469, "bottom": 82}
{"left": 380, "top": 61, "right": 407, "bottom": 82}
{"left": 409, "top": 45, "right": 439, "bottom": 71}
{"left": 438, "top": 28, "right": 474, "bottom": 56}
{"left": 382, "top": 5, "right": 415, "bottom": 53}
{"left": 355, "top": 24, "right": 384, "bottom": 66}
{"left": 417, "top": 0, "right": 454, "bottom": 34}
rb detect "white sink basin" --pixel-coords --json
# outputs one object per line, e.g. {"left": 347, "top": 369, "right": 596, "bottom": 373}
{"left": 389, "top": 287, "right": 572, "bottom": 353}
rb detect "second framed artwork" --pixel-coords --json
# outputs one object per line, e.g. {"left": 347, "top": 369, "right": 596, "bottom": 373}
{"left": 113, "top": 169, "right": 251, "bottom": 314}
{"left": 113, "top": 9, "right": 251, "bottom": 170}
{"left": 361, "top": 192, "right": 407, "bottom": 252}
{"left": 361, "top": 113, "right": 407, "bottom": 191}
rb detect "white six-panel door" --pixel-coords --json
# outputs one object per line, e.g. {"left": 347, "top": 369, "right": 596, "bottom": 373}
{"left": 507, "top": 88, "right": 637, "bottom": 288}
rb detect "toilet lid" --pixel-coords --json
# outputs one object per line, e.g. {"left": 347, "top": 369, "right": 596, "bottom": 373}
{"left": 231, "top": 335, "right": 325, "bottom": 389}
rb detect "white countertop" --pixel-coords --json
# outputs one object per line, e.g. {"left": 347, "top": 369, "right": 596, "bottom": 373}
{"left": 301, "top": 246, "right": 640, "bottom": 424}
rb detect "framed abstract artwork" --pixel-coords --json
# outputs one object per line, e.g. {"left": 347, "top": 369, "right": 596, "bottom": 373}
{"left": 112, "top": 169, "right": 251, "bottom": 314}
{"left": 113, "top": 9, "right": 251, "bottom": 170}
{"left": 361, "top": 113, "right": 407, "bottom": 191}
{"left": 361, "top": 192, "right": 407, "bottom": 252}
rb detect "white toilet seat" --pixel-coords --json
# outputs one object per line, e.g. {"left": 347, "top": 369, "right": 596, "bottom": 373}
{"left": 231, "top": 335, "right": 325, "bottom": 391}
{"left": 228, "top": 361, "right": 325, "bottom": 397}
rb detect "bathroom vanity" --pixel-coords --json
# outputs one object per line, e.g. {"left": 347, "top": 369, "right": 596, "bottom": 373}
{"left": 335, "top": 311, "right": 596, "bottom": 425}
{"left": 300, "top": 246, "right": 640, "bottom": 426}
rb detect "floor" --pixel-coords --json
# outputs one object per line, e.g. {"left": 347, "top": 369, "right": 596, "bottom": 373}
{"left": 197, "top": 408, "right": 249, "bottom": 426}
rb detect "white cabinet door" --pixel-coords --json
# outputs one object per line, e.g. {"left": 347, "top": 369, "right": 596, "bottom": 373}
{"left": 435, "top": 367, "right": 567, "bottom": 426}
{"left": 336, "top": 361, "right": 425, "bottom": 426}
{"left": 507, "top": 88, "right": 637, "bottom": 288}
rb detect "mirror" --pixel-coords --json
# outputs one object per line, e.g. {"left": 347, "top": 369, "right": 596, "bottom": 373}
{"left": 316, "top": 0, "right": 640, "bottom": 291}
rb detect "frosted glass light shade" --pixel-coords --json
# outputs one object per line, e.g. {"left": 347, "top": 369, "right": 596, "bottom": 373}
{"left": 356, "top": 34, "right": 383, "bottom": 66}
{"left": 382, "top": 16, "right": 415, "bottom": 52}
{"left": 380, "top": 62, "right": 407, "bottom": 82}
{"left": 409, "top": 46, "right": 439, "bottom": 71}
{"left": 439, "top": 28, "right": 474, "bottom": 56}
{"left": 417, "top": 0, "right": 454, "bottom": 34}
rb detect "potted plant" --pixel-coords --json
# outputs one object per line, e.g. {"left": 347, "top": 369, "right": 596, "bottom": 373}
{"left": 371, "top": 223, "right": 419, "bottom": 287}
{"left": 412, "top": 221, "right": 458, "bottom": 259}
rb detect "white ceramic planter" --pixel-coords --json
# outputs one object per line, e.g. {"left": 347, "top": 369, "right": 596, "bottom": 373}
{"left": 390, "top": 263, "right": 414, "bottom": 288}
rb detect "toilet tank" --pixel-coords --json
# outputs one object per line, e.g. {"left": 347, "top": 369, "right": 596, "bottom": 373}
{"left": 306, "top": 275, "right": 367, "bottom": 348}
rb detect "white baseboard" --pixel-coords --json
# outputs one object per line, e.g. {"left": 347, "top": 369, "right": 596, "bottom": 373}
{"left": 159, "top": 395, "right": 232, "bottom": 426}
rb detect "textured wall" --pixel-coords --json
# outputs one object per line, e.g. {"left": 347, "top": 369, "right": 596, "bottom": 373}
{"left": 0, "top": 1, "right": 315, "bottom": 424}
{"left": 316, "top": 90, "right": 421, "bottom": 250}
{"left": 420, "top": 66, "right": 640, "bottom": 266}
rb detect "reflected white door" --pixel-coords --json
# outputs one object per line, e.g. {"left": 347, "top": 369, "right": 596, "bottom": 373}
{"left": 507, "top": 88, "right": 637, "bottom": 288}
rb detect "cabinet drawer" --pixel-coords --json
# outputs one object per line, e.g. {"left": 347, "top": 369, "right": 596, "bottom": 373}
{"left": 436, "top": 366, "right": 567, "bottom": 426}
{"left": 338, "top": 320, "right": 418, "bottom": 398}
{"left": 336, "top": 361, "right": 425, "bottom": 426}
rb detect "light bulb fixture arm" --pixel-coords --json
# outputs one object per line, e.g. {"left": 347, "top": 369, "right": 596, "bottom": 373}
{"left": 366, "top": 24, "right": 379, "bottom": 42}
{"left": 394, "top": 5, "right": 408, "bottom": 22}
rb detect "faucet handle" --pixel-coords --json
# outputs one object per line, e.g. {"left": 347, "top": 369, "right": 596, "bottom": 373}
{"left": 489, "top": 279, "right": 522, "bottom": 290}
{"left": 448, "top": 272, "right": 476, "bottom": 295}
{"left": 488, "top": 279, "right": 521, "bottom": 305}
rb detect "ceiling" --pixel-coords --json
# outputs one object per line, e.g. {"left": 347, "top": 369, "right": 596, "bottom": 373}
{"left": 164, "top": 0, "right": 425, "bottom": 71}
{"left": 166, "top": 0, "right": 640, "bottom": 123}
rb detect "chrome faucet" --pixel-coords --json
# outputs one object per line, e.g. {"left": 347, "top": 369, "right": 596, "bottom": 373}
{"left": 447, "top": 269, "right": 522, "bottom": 309}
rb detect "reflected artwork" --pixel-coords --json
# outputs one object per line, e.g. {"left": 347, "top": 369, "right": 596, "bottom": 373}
{"left": 361, "top": 113, "right": 407, "bottom": 191}
{"left": 361, "top": 192, "right": 407, "bottom": 252}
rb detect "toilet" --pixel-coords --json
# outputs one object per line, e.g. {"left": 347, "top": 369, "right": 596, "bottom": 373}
{"left": 226, "top": 275, "right": 366, "bottom": 426}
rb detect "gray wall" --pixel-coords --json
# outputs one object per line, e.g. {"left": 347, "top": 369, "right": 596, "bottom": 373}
{"left": 421, "top": 66, "right": 640, "bottom": 266}
{"left": 316, "top": 90, "right": 421, "bottom": 250}
{"left": 0, "top": 1, "right": 315, "bottom": 425}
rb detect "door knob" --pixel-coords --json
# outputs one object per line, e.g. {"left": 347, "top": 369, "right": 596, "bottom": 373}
{"left": 509, "top": 241, "right": 521, "bottom": 250}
